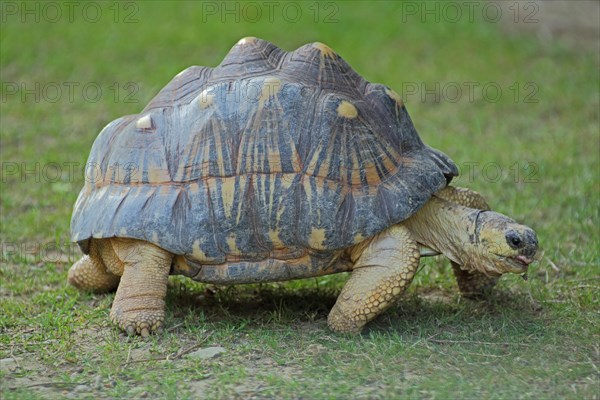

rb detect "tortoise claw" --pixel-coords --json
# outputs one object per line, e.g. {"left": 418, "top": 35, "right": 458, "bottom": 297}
{"left": 111, "top": 309, "right": 165, "bottom": 337}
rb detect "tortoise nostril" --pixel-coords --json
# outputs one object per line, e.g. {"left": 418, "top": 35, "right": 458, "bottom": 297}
{"left": 526, "top": 229, "right": 539, "bottom": 248}
{"left": 506, "top": 231, "right": 523, "bottom": 249}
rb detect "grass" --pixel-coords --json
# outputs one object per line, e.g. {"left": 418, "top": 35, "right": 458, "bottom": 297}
{"left": 1, "top": 1, "right": 599, "bottom": 399}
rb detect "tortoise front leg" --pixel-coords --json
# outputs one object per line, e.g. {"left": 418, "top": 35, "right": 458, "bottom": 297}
{"left": 327, "top": 225, "right": 420, "bottom": 333}
{"left": 451, "top": 263, "right": 499, "bottom": 298}
{"left": 108, "top": 238, "right": 173, "bottom": 336}
{"left": 435, "top": 186, "right": 491, "bottom": 210}
{"left": 435, "top": 186, "right": 498, "bottom": 298}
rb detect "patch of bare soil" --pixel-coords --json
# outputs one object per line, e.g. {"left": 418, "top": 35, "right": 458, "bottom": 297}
{"left": 1, "top": 326, "right": 116, "bottom": 398}
{"left": 495, "top": 0, "right": 599, "bottom": 55}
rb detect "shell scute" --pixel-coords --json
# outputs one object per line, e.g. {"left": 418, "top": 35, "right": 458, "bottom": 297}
{"left": 212, "top": 37, "right": 285, "bottom": 81}
{"left": 283, "top": 42, "right": 366, "bottom": 95}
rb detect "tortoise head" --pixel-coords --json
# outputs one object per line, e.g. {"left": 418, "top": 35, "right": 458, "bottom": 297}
{"left": 467, "top": 211, "right": 539, "bottom": 276}
{"left": 404, "top": 196, "right": 540, "bottom": 278}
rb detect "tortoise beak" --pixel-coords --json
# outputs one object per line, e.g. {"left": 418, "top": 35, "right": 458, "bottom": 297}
{"left": 515, "top": 255, "right": 534, "bottom": 266}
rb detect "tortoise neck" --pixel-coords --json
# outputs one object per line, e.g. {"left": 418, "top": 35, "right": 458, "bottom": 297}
{"left": 403, "top": 196, "right": 480, "bottom": 267}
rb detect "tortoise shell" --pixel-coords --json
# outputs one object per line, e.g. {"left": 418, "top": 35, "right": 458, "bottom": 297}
{"left": 71, "top": 37, "right": 457, "bottom": 266}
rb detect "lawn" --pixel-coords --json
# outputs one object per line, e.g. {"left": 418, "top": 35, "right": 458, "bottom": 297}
{"left": 1, "top": 1, "right": 599, "bottom": 399}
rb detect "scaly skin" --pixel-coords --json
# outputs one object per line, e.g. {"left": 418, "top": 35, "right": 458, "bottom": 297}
{"left": 327, "top": 225, "right": 420, "bottom": 333}
{"left": 68, "top": 240, "right": 120, "bottom": 292}
{"left": 435, "top": 186, "right": 490, "bottom": 211}
{"left": 435, "top": 187, "right": 499, "bottom": 298}
{"left": 107, "top": 238, "right": 173, "bottom": 337}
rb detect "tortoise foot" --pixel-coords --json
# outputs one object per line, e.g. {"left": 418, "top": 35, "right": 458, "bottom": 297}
{"left": 327, "top": 306, "right": 364, "bottom": 334}
{"left": 110, "top": 302, "right": 164, "bottom": 337}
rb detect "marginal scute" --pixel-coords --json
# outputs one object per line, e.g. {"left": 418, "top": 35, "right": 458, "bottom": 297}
{"left": 309, "top": 228, "right": 327, "bottom": 250}
{"left": 268, "top": 228, "right": 284, "bottom": 248}
{"left": 191, "top": 239, "right": 208, "bottom": 262}
{"left": 226, "top": 234, "right": 239, "bottom": 255}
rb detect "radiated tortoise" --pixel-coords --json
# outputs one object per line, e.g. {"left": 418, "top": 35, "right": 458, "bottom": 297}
{"left": 69, "top": 37, "right": 539, "bottom": 336}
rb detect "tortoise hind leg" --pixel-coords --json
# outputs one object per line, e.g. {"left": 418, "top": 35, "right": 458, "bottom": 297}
{"left": 436, "top": 186, "right": 498, "bottom": 298}
{"left": 327, "top": 225, "right": 420, "bottom": 333}
{"left": 68, "top": 240, "right": 120, "bottom": 292}
{"left": 108, "top": 238, "right": 173, "bottom": 337}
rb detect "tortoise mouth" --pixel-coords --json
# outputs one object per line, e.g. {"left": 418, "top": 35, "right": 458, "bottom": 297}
{"left": 512, "top": 255, "right": 534, "bottom": 267}
{"left": 495, "top": 254, "right": 533, "bottom": 273}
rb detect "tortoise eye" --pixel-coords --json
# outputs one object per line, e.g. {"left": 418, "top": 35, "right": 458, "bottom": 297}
{"left": 505, "top": 231, "right": 523, "bottom": 249}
